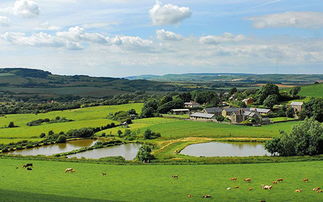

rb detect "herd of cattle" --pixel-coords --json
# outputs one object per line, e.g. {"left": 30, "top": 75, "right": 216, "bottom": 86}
{"left": 17, "top": 163, "right": 322, "bottom": 200}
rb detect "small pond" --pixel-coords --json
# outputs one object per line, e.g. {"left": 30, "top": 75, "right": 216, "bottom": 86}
{"left": 8, "top": 139, "right": 97, "bottom": 156}
{"left": 67, "top": 143, "right": 142, "bottom": 160}
{"left": 180, "top": 142, "right": 270, "bottom": 157}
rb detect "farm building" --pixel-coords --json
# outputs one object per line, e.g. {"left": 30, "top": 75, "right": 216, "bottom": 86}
{"left": 170, "top": 109, "right": 190, "bottom": 115}
{"left": 184, "top": 101, "right": 201, "bottom": 108}
{"left": 289, "top": 102, "right": 303, "bottom": 113}
{"left": 190, "top": 113, "right": 215, "bottom": 121}
{"left": 203, "top": 107, "right": 222, "bottom": 116}
{"left": 249, "top": 108, "right": 271, "bottom": 115}
{"left": 242, "top": 98, "right": 254, "bottom": 105}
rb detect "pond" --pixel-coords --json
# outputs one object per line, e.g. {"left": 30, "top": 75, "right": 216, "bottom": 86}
{"left": 180, "top": 142, "right": 270, "bottom": 157}
{"left": 8, "top": 139, "right": 97, "bottom": 156}
{"left": 67, "top": 143, "right": 141, "bottom": 160}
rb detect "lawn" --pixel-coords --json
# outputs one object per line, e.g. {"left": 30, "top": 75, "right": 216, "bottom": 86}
{"left": 299, "top": 83, "right": 323, "bottom": 98}
{"left": 98, "top": 117, "right": 300, "bottom": 138}
{"left": 0, "top": 103, "right": 143, "bottom": 140}
{"left": 0, "top": 158, "right": 322, "bottom": 201}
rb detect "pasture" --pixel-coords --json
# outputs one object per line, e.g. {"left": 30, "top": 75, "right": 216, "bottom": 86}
{"left": 0, "top": 103, "right": 142, "bottom": 140}
{"left": 98, "top": 117, "right": 299, "bottom": 139}
{"left": 0, "top": 158, "right": 322, "bottom": 201}
{"left": 299, "top": 83, "right": 323, "bottom": 98}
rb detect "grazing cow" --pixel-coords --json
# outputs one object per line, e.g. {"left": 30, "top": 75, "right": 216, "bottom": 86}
{"left": 230, "top": 177, "right": 237, "bottom": 181}
{"left": 317, "top": 190, "right": 323, "bottom": 193}
{"left": 244, "top": 178, "right": 252, "bottom": 182}
{"left": 101, "top": 172, "right": 107, "bottom": 176}
{"left": 248, "top": 187, "right": 253, "bottom": 191}
{"left": 187, "top": 194, "right": 192, "bottom": 198}
{"left": 22, "top": 163, "right": 33, "bottom": 168}
{"left": 226, "top": 187, "right": 231, "bottom": 190}
{"left": 202, "top": 195, "right": 211, "bottom": 198}
{"left": 65, "top": 168, "right": 76, "bottom": 173}
{"left": 234, "top": 186, "right": 240, "bottom": 189}
{"left": 277, "top": 178, "right": 284, "bottom": 182}
{"left": 260, "top": 200, "right": 266, "bottom": 202}
{"left": 303, "top": 178, "right": 309, "bottom": 182}
{"left": 262, "top": 185, "right": 272, "bottom": 190}
{"left": 171, "top": 175, "right": 179, "bottom": 179}
{"left": 272, "top": 181, "right": 278, "bottom": 184}
{"left": 27, "top": 167, "right": 32, "bottom": 171}
{"left": 295, "top": 189, "right": 302, "bottom": 192}
{"left": 313, "top": 187, "right": 321, "bottom": 191}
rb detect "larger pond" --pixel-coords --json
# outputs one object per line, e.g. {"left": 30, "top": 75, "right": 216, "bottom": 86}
{"left": 67, "top": 143, "right": 141, "bottom": 160}
{"left": 8, "top": 139, "right": 97, "bottom": 156}
{"left": 180, "top": 142, "right": 270, "bottom": 157}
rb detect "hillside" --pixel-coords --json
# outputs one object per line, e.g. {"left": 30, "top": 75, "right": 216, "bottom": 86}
{"left": 127, "top": 73, "right": 323, "bottom": 85}
{"left": 0, "top": 68, "right": 178, "bottom": 98}
{"left": 299, "top": 83, "right": 323, "bottom": 98}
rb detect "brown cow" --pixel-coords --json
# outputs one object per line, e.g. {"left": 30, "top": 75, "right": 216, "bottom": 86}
{"left": 248, "top": 187, "right": 253, "bottom": 191}
{"left": 172, "top": 175, "right": 179, "bottom": 179}
{"left": 65, "top": 168, "right": 76, "bottom": 173}
{"left": 187, "top": 194, "right": 192, "bottom": 198}
{"left": 230, "top": 177, "right": 237, "bottom": 181}
{"left": 262, "top": 185, "right": 272, "bottom": 190}
{"left": 303, "top": 178, "right": 309, "bottom": 182}
{"left": 272, "top": 181, "right": 278, "bottom": 184}
{"left": 295, "top": 189, "right": 302, "bottom": 193}
{"left": 313, "top": 187, "right": 321, "bottom": 191}
{"left": 244, "top": 178, "right": 252, "bottom": 182}
{"left": 277, "top": 178, "right": 284, "bottom": 182}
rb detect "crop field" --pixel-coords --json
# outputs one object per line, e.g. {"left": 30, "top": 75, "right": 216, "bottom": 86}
{"left": 0, "top": 158, "right": 322, "bottom": 201}
{"left": 299, "top": 83, "right": 323, "bottom": 98}
{"left": 0, "top": 103, "right": 143, "bottom": 141}
{"left": 98, "top": 117, "right": 299, "bottom": 139}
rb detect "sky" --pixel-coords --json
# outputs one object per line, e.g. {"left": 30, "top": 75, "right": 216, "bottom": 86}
{"left": 0, "top": 0, "right": 323, "bottom": 77}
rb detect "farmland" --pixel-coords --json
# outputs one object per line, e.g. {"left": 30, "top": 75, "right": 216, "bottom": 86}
{"left": 0, "top": 158, "right": 322, "bottom": 201}
{"left": 299, "top": 83, "right": 323, "bottom": 98}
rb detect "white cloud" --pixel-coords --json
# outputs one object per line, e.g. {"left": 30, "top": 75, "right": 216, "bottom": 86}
{"left": 200, "top": 33, "right": 245, "bottom": 45}
{"left": 0, "top": 16, "right": 9, "bottom": 26}
{"left": 109, "top": 36, "right": 153, "bottom": 50}
{"left": 248, "top": 12, "right": 323, "bottom": 29}
{"left": 56, "top": 26, "right": 108, "bottom": 44}
{"left": 36, "top": 22, "right": 60, "bottom": 31}
{"left": 149, "top": 1, "right": 191, "bottom": 25}
{"left": 13, "top": 0, "right": 40, "bottom": 18}
{"left": 156, "top": 29, "right": 182, "bottom": 41}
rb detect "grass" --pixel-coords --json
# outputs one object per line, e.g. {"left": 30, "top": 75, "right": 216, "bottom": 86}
{"left": 98, "top": 117, "right": 300, "bottom": 139}
{"left": 0, "top": 158, "right": 322, "bottom": 201}
{"left": 0, "top": 103, "right": 143, "bottom": 139}
{"left": 0, "top": 138, "right": 43, "bottom": 144}
{"left": 270, "top": 117, "right": 298, "bottom": 123}
{"left": 299, "top": 83, "right": 323, "bottom": 98}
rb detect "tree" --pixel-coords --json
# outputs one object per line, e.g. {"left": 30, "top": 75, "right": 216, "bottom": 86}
{"left": 285, "top": 107, "right": 294, "bottom": 118}
{"left": 56, "top": 135, "right": 67, "bottom": 143}
{"left": 8, "top": 122, "right": 15, "bottom": 128}
{"left": 117, "top": 130, "right": 123, "bottom": 137}
{"left": 300, "top": 98, "right": 323, "bottom": 122}
{"left": 229, "top": 87, "right": 238, "bottom": 95}
{"left": 289, "top": 87, "right": 301, "bottom": 97}
{"left": 263, "top": 94, "right": 279, "bottom": 109}
{"left": 137, "top": 145, "right": 154, "bottom": 163}
{"left": 143, "top": 129, "right": 161, "bottom": 139}
{"left": 160, "top": 95, "right": 173, "bottom": 105}
{"left": 39, "top": 133, "right": 46, "bottom": 138}
{"left": 257, "top": 83, "right": 280, "bottom": 104}
{"left": 265, "top": 118, "right": 323, "bottom": 156}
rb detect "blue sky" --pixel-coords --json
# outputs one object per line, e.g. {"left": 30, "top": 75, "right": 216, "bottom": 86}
{"left": 0, "top": 0, "right": 323, "bottom": 77}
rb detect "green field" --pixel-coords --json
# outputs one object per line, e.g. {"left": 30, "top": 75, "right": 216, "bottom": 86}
{"left": 99, "top": 117, "right": 299, "bottom": 139}
{"left": 0, "top": 103, "right": 143, "bottom": 140}
{"left": 299, "top": 83, "right": 323, "bottom": 98}
{"left": 0, "top": 158, "right": 322, "bottom": 201}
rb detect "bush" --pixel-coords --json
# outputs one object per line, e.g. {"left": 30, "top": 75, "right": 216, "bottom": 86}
{"left": 39, "top": 133, "right": 46, "bottom": 138}
{"left": 56, "top": 135, "right": 67, "bottom": 143}
{"left": 137, "top": 145, "right": 154, "bottom": 163}
{"left": 143, "top": 129, "right": 161, "bottom": 139}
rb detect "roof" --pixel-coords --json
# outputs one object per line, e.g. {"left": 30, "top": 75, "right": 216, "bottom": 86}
{"left": 190, "top": 113, "right": 215, "bottom": 119}
{"left": 249, "top": 108, "right": 271, "bottom": 113}
{"left": 184, "top": 101, "right": 199, "bottom": 105}
{"left": 223, "top": 108, "right": 240, "bottom": 112}
{"left": 171, "top": 109, "right": 190, "bottom": 112}
{"left": 290, "top": 102, "right": 303, "bottom": 106}
{"left": 205, "top": 107, "right": 222, "bottom": 113}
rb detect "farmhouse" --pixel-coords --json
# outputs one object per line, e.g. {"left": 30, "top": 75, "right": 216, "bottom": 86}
{"left": 190, "top": 112, "right": 215, "bottom": 121}
{"left": 203, "top": 107, "right": 222, "bottom": 116}
{"left": 249, "top": 108, "right": 271, "bottom": 115}
{"left": 170, "top": 109, "right": 190, "bottom": 115}
{"left": 289, "top": 102, "right": 303, "bottom": 113}
{"left": 242, "top": 98, "right": 254, "bottom": 105}
{"left": 184, "top": 101, "right": 201, "bottom": 108}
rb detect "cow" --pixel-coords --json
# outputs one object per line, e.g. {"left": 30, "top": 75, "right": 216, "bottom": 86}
{"left": 248, "top": 187, "right": 253, "bottom": 191}
{"left": 234, "top": 186, "right": 240, "bottom": 189}
{"left": 303, "top": 178, "right": 309, "bottom": 182}
{"left": 277, "top": 178, "right": 284, "bottom": 182}
{"left": 65, "top": 168, "right": 76, "bottom": 173}
{"left": 226, "top": 187, "right": 232, "bottom": 190}
{"left": 171, "top": 175, "right": 179, "bottom": 179}
{"left": 295, "top": 189, "right": 302, "bottom": 193}
{"left": 317, "top": 190, "right": 323, "bottom": 193}
{"left": 27, "top": 167, "right": 32, "bottom": 171}
{"left": 187, "top": 194, "right": 192, "bottom": 198}
{"left": 262, "top": 185, "right": 272, "bottom": 190}
{"left": 22, "top": 163, "right": 33, "bottom": 168}
{"left": 202, "top": 195, "right": 211, "bottom": 198}
{"left": 272, "top": 181, "right": 278, "bottom": 184}
{"left": 313, "top": 187, "right": 321, "bottom": 191}
{"left": 244, "top": 178, "right": 252, "bottom": 182}
{"left": 230, "top": 177, "right": 237, "bottom": 181}
{"left": 102, "top": 172, "right": 107, "bottom": 176}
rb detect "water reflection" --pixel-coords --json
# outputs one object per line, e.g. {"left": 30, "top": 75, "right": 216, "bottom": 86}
{"left": 180, "top": 142, "right": 270, "bottom": 157}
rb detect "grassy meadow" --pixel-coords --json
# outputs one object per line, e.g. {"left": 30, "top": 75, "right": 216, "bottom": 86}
{"left": 98, "top": 117, "right": 299, "bottom": 139}
{"left": 0, "top": 103, "right": 143, "bottom": 141}
{"left": 0, "top": 158, "right": 322, "bottom": 201}
{"left": 299, "top": 83, "right": 323, "bottom": 98}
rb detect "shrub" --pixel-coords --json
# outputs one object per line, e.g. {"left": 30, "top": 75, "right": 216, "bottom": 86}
{"left": 143, "top": 129, "right": 161, "bottom": 139}
{"left": 137, "top": 145, "right": 154, "bottom": 162}
{"left": 56, "top": 135, "right": 67, "bottom": 143}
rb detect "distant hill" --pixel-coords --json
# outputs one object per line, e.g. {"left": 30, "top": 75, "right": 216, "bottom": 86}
{"left": 0, "top": 68, "right": 178, "bottom": 98}
{"left": 126, "top": 73, "right": 323, "bottom": 85}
